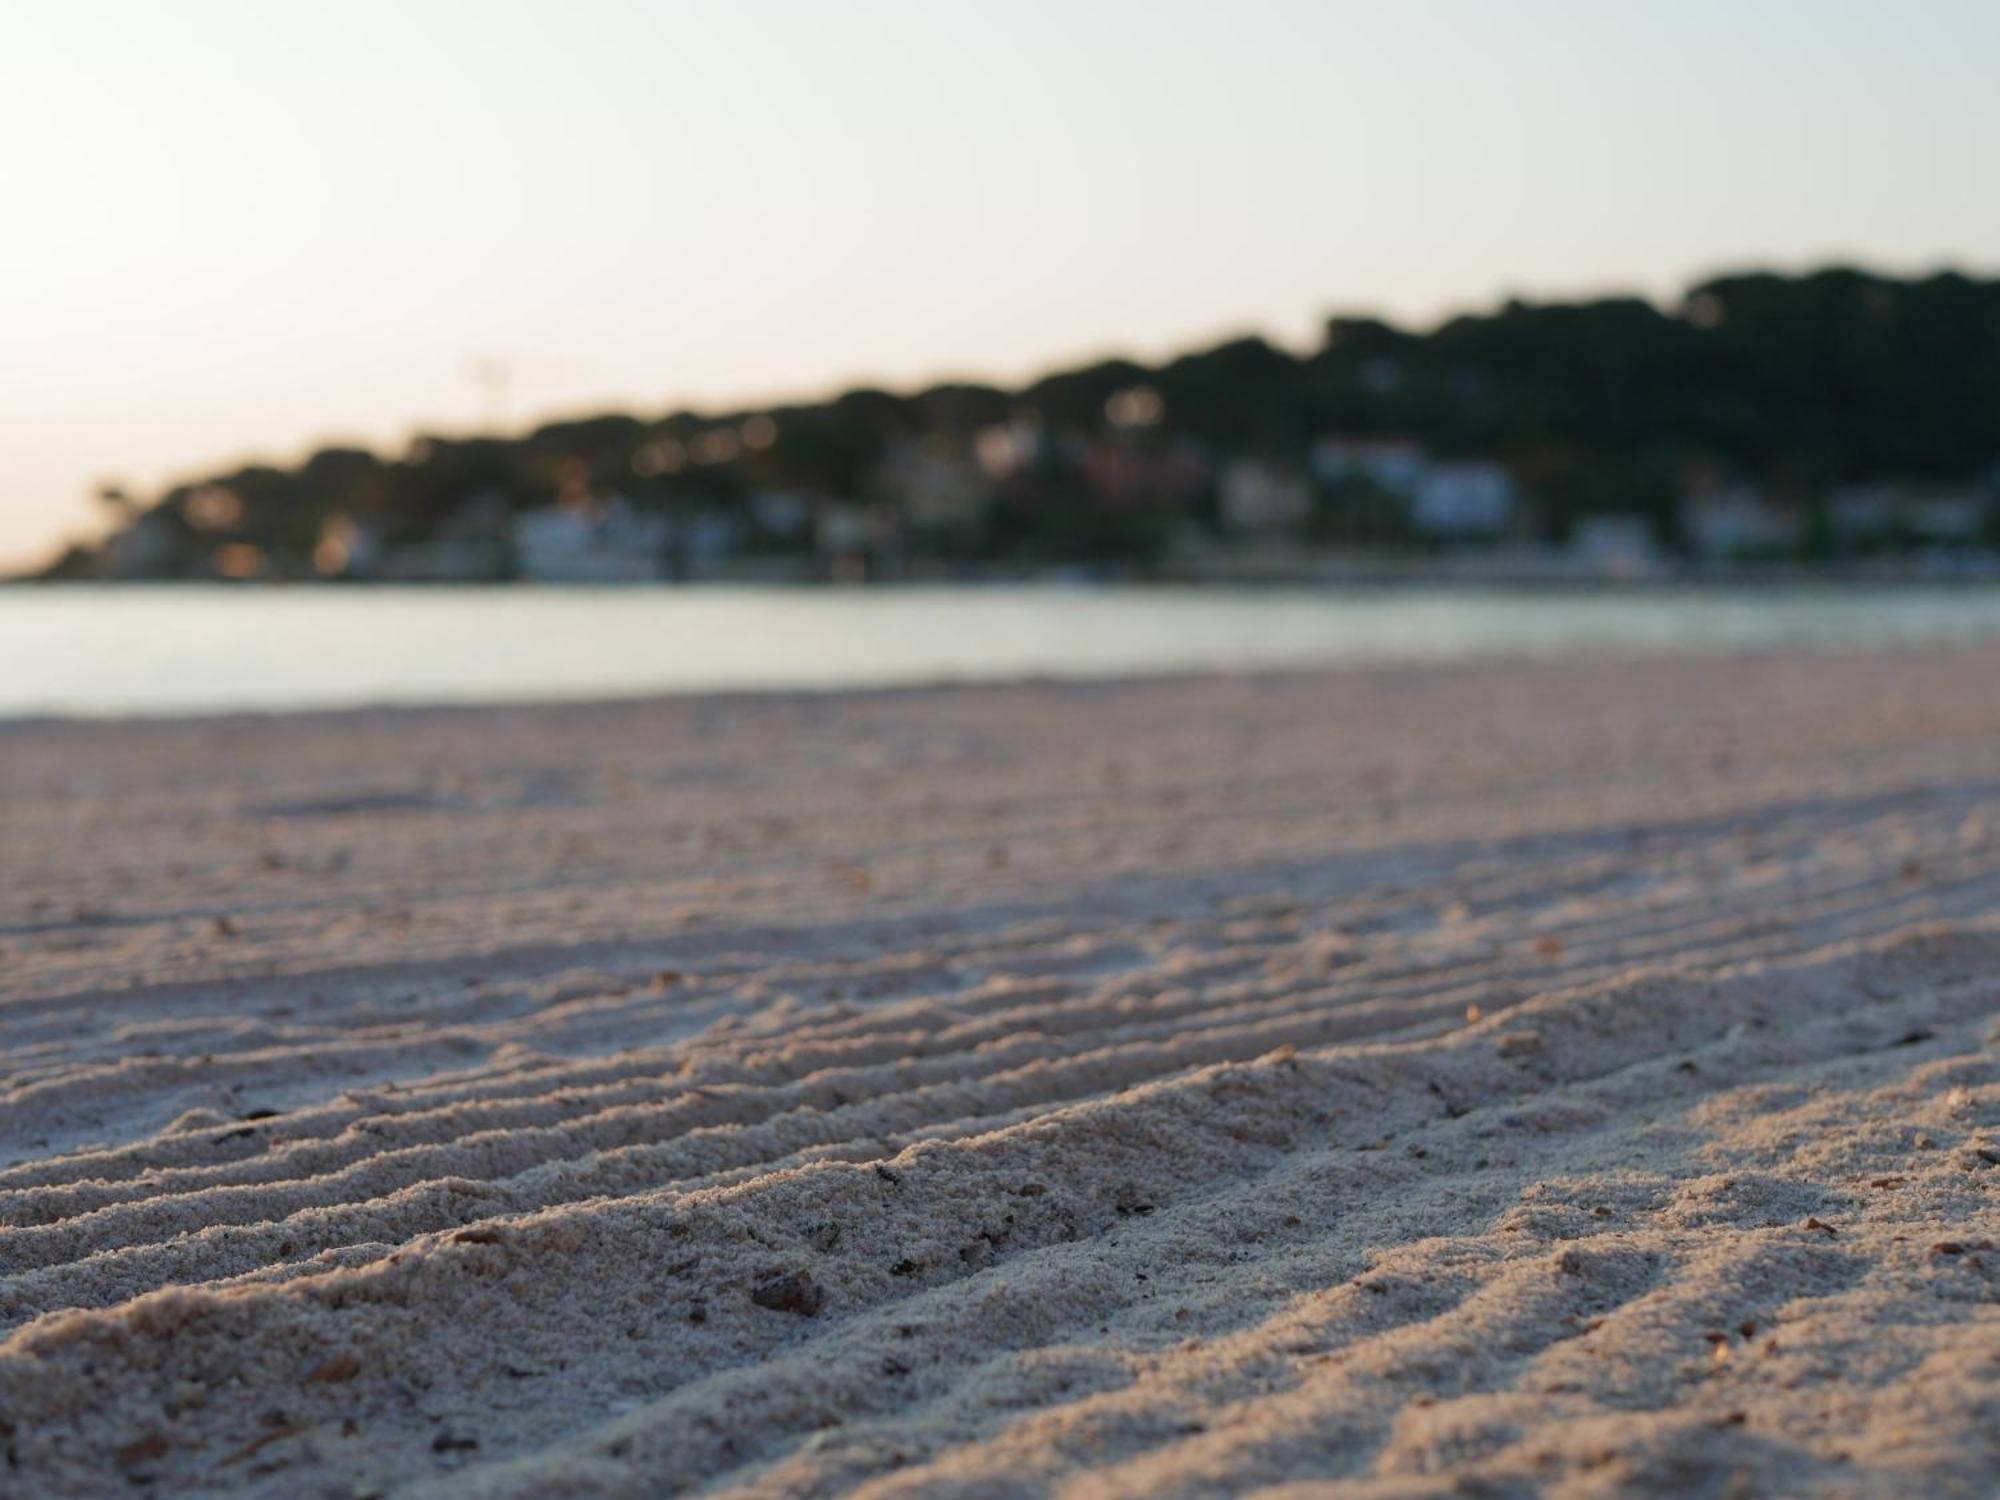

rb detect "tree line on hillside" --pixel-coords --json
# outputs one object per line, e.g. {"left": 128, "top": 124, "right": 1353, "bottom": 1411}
{"left": 38, "top": 265, "right": 2000, "bottom": 583}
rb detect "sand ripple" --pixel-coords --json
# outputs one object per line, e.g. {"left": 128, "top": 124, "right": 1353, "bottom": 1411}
{"left": 1, "top": 650, "right": 1996, "bottom": 1496}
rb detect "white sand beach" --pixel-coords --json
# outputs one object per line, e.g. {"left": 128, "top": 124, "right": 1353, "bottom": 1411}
{"left": 1, "top": 646, "right": 1996, "bottom": 1497}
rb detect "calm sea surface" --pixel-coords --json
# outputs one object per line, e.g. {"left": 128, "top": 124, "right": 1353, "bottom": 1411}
{"left": 6, "top": 584, "right": 2000, "bottom": 719}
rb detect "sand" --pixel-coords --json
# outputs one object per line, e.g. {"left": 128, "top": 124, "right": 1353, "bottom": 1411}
{"left": 0, "top": 646, "right": 1996, "bottom": 1498}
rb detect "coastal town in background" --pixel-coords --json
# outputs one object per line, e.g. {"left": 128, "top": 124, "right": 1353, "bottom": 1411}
{"left": 35, "top": 266, "right": 2000, "bottom": 590}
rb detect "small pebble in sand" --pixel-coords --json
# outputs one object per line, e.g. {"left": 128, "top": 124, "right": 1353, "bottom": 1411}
{"left": 750, "top": 1270, "right": 826, "bottom": 1316}
{"left": 304, "top": 1355, "right": 361, "bottom": 1385}
{"left": 115, "top": 1432, "right": 170, "bottom": 1467}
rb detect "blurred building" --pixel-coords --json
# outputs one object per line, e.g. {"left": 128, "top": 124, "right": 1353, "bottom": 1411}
{"left": 513, "top": 495, "right": 667, "bottom": 583}
{"left": 814, "top": 502, "right": 901, "bottom": 581}
{"left": 1082, "top": 436, "right": 1211, "bottom": 510}
{"left": 1571, "top": 515, "right": 1661, "bottom": 581}
{"left": 1827, "top": 483, "right": 1902, "bottom": 544}
{"left": 1311, "top": 437, "right": 1428, "bottom": 494}
{"left": 1683, "top": 485, "right": 1801, "bottom": 559}
{"left": 750, "top": 492, "right": 812, "bottom": 541}
{"left": 1219, "top": 460, "right": 1314, "bottom": 536}
{"left": 1907, "top": 493, "right": 1988, "bottom": 543}
{"left": 1411, "top": 462, "right": 1516, "bottom": 538}
{"left": 676, "top": 510, "right": 747, "bottom": 579}
{"left": 870, "top": 440, "right": 993, "bottom": 530}
{"left": 1825, "top": 484, "right": 1988, "bottom": 548}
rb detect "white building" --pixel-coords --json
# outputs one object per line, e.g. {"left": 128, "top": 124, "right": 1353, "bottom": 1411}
{"left": 679, "top": 511, "right": 746, "bottom": 577}
{"left": 1571, "top": 515, "right": 1661, "bottom": 581}
{"left": 814, "top": 502, "right": 900, "bottom": 581}
{"left": 1219, "top": 460, "right": 1314, "bottom": 536}
{"left": 1826, "top": 484, "right": 1901, "bottom": 543}
{"left": 1310, "top": 437, "right": 1428, "bottom": 495}
{"left": 814, "top": 504, "right": 875, "bottom": 558}
{"left": 1683, "top": 486, "right": 1801, "bottom": 559}
{"left": 1411, "top": 462, "right": 1516, "bottom": 537}
{"left": 750, "top": 491, "right": 812, "bottom": 540}
{"left": 513, "top": 496, "right": 668, "bottom": 583}
{"left": 1908, "top": 493, "right": 1987, "bottom": 543}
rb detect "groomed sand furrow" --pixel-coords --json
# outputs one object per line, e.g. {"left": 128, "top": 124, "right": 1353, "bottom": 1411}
{"left": 6, "top": 651, "right": 2000, "bottom": 1496}
{"left": 0, "top": 1029, "right": 507, "bottom": 1147}
{"left": 3, "top": 913, "right": 1995, "bottom": 1496}
{"left": 662, "top": 1026, "right": 1998, "bottom": 1498}
{"left": 0, "top": 969, "right": 1261, "bottom": 1231}
{"left": 7, "top": 815, "right": 1992, "bottom": 1249}
{"left": 414, "top": 924, "right": 1999, "bottom": 1500}
{"left": 9, "top": 854, "right": 1803, "bottom": 1242}
{"left": 0, "top": 960, "right": 1522, "bottom": 1309}
{"left": 0, "top": 970, "right": 1102, "bottom": 1199}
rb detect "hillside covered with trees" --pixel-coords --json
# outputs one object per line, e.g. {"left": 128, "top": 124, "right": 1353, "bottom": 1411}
{"left": 40, "top": 266, "right": 2000, "bottom": 584}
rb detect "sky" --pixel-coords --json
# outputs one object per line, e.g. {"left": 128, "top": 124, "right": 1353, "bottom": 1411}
{"left": 3, "top": 0, "right": 1998, "bottom": 570}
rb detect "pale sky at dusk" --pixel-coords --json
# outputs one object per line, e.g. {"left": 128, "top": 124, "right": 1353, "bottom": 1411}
{"left": 3, "top": 0, "right": 1996, "bottom": 570}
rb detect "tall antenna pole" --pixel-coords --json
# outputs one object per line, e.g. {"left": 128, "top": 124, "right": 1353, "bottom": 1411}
{"left": 466, "top": 357, "right": 513, "bottom": 433}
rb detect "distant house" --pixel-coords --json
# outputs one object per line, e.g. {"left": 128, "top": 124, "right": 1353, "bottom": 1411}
{"left": 1310, "top": 437, "right": 1428, "bottom": 494}
{"left": 870, "top": 441, "right": 993, "bottom": 530}
{"left": 1313, "top": 442, "right": 1517, "bottom": 539}
{"left": 1411, "top": 462, "right": 1516, "bottom": 538}
{"left": 814, "top": 502, "right": 901, "bottom": 582}
{"left": 1082, "top": 437, "right": 1210, "bottom": 510}
{"left": 376, "top": 493, "right": 513, "bottom": 581}
{"left": 677, "top": 511, "right": 747, "bottom": 579}
{"left": 1907, "top": 493, "right": 1987, "bottom": 543}
{"left": 750, "top": 492, "right": 812, "bottom": 541}
{"left": 1219, "top": 460, "right": 1314, "bottom": 536}
{"left": 1683, "top": 486, "right": 1801, "bottom": 559}
{"left": 1826, "top": 484, "right": 1902, "bottom": 545}
{"left": 513, "top": 496, "right": 668, "bottom": 583}
{"left": 1824, "top": 484, "right": 1987, "bottom": 548}
{"left": 1571, "top": 515, "right": 1661, "bottom": 581}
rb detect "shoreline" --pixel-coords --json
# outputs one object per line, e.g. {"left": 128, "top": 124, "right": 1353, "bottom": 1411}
{"left": 8, "top": 583, "right": 2000, "bottom": 724}
{"left": 0, "top": 631, "right": 1994, "bottom": 734}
